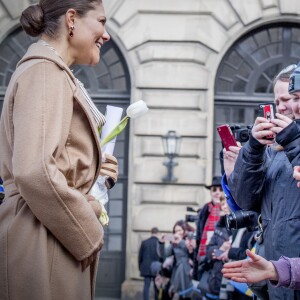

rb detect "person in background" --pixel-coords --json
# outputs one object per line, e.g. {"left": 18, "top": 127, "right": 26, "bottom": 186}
{"left": 138, "top": 227, "right": 161, "bottom": 300}
{"left": 223, "top": 64, "right": 300, "bottom": 300}
{"left": 164, "top": 220, "right": 195, "bottom": 300}
{"left": 198, "top": 197, "right": 231, "bottom": 298}
{"left": 194, "top": 176, "right": 223, "bottom": 280}
{"left": 0, "top": 1, "right": 118, "bottom": 300}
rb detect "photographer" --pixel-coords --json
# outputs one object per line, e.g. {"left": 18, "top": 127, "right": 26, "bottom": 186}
{"left": 224, "top": 64, "right": 300, "bottom": 300}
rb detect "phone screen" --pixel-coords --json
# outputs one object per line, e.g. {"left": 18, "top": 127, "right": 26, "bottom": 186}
{"left": 258, "top": 103, "right": 276, "bottom": 120}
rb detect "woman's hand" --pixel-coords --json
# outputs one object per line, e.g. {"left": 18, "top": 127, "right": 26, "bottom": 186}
{"left": 85, "top": 194, "right": 102, "bottom": 219}
{"left": 81, "top": 241, "right": 103, "bottom": 271}
{"left": 100, "top": 154, "right": 118, "bottom": 185}
{"left": 216, "top": 249, "right": 229, "bottom": 262}
{"left": 270, "top": 113, "right": 293, "bottom": 134}
{"left": 251, "top": 117, "right": 276, "bottom": 145}
{"left": 222, "top": 249, "right": 278, "bottom": 283}
{"left": 172, "top": 233, "right": 182, "bottom": 245}
{"left": 223, "top": 144, "right": 242, "bottom": 177}
{"left": 220, "top": 240, "right": 231, "bottom": 251}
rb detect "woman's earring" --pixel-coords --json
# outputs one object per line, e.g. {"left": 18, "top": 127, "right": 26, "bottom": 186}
{"left": 69, "top": 25, "right": 75, "bottom": 37}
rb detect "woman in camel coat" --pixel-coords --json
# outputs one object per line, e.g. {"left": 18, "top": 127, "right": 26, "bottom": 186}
{"left": 0, "top": 1, "right": 117, "bottom": 299}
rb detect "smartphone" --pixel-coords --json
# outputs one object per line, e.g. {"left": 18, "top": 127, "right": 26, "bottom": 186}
{"left": 214, "top": 249, "right": 224, "bottom": 257}
{"left": 258, "top": 103, "right": 276, "bottom": 139}
{"left": 217, "top": 124, "right": 238, "bottom": 151}
{"left": 258, "top": 103, "right": 276, "bottom": 121}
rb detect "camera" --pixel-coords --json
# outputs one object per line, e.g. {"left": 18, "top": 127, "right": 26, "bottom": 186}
{"left": 185, "top": 206, "right": 199, "bottom": 223}
{"left": 225, "top": 210, "right": 258, "bottom": 231}
{"left": 230, "top": 125, "right": 252, "bottom": 143}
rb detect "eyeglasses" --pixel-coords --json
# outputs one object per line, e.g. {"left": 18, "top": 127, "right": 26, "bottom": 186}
{"left": 211, "top": 186, "right": 223, "bottom": 192}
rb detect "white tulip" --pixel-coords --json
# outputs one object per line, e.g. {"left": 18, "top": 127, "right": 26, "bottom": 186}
{"left": 126, "top": 100, "right": 149, "bottom": 118}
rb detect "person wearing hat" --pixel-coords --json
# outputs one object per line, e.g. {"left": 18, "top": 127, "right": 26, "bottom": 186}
{"left": 193, "top": 176, "right": 224, "bottom": 280}
{"left": 223, "top": 64, "right": 300, "bottom": 300}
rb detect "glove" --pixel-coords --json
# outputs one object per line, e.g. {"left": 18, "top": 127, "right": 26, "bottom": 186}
{"left": 100, "top": 154, "right": 118, "bottom": 183}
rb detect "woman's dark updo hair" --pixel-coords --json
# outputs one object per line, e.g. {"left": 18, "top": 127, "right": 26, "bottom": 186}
{"left": 20, "top": 0, "right": 102, "bottom": 38}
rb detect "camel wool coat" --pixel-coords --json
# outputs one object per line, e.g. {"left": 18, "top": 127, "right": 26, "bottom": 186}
{"left": 0, "top": 42, "right": 104, "bottom": 300}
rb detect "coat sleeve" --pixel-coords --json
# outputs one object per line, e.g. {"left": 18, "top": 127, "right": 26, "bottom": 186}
{"left": 276, "top": 120, "right": 300, "bottom": 166}
{"left": 228, "top": 135, "right": 268, "bottom": 211}
{"left": 11, "top": 61, "right": 103, "bottom": 261}
{"left": 270, "top": 256, "right": 300, "bottom": 289}
{"left": 138, "top": 242, "right": 144, "bottom": 270}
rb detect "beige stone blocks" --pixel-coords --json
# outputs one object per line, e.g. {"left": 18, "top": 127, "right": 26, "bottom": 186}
{"left": 141, "top": 89, "right": 208, "bottom": 110}
{"left": 135, "top": 61, "right": 209, "bottom": 89}
{"left": 133, "top": 157, "right": 206, "bottom": 184}
{"left": 137, "top": 43, "right": 211, "bottom": 65}
{"left": 135, "top": 136, "right": 206, "bottom": 159}
{"left": 133, "top": 110, "right": 207, "bottom": 136}
{"left": 229, "top": 0, "right": 263, "bottom": 25}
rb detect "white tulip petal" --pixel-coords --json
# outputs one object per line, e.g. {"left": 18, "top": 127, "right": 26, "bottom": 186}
{"left": 126, "top": 100, "right": 149, "bottom": 118}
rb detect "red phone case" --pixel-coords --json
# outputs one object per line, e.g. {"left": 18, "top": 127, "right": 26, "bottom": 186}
{"left": 217, "top": 124, "right": 238, "bottom": 151}
{"left": 261, "top": 104, "right": 275, "bottom": 121}
{"left": 259, "top": 103, "right": 276, "bottom": 139}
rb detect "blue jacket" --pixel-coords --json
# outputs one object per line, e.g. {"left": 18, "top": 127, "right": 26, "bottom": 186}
{"left": 228, "top": 123, "right": 300, "bottom": 300}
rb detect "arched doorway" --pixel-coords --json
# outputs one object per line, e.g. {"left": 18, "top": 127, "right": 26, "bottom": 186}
{"left": 214, "top": 23, "right": 300, "bottom": 175}
{"left": 0, "top": 27, "right": 131, "bottom": 299}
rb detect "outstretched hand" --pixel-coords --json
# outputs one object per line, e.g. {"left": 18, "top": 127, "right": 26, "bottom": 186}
{"left": 221, "top": 249, "right": 278, "bottom": 283}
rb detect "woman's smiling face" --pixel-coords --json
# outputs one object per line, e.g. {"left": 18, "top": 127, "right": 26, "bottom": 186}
{"left": 70, "top": 2, "right": 110, "bottom": 65}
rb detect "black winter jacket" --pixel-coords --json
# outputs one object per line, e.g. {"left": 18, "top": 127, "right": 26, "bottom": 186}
{"left": 228, "top": 122, "right": 300, "bottom": 300}
{"left": 138, "top": 236, "right": 160, "bottom": 277}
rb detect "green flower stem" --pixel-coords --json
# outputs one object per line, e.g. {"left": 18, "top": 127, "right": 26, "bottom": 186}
{"left": 100, "top": 116, "right": 129, "bottom": 147}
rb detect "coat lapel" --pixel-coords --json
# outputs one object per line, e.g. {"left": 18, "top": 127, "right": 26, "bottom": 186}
{"left": 17, "top": 42, "right": 103, "bottom": 186}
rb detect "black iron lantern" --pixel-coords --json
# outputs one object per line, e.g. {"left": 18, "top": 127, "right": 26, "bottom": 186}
{"left": 161, "top": 130, "right": 181, "bottom": 183}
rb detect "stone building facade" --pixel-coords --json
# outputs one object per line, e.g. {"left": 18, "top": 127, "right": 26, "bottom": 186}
{"left": 0, "top": 0, "right": 300, "bottom": 299}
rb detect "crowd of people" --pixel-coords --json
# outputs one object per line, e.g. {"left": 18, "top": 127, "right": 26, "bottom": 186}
{"left": 222, "top": 63, "right": 300, "bottom": 300}
{"left": 139, "top": 63, "right": 300, "bottom": 300}
{"left": 138, "top": 177, "right": 257, "bottom": 300}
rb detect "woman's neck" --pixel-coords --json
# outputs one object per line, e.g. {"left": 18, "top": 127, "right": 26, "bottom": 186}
{"left": 40, "top": 35, "right": 74, "bottom": 66}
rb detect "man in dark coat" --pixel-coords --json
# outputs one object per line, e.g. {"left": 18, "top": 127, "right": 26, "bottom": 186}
{"left": 138, "top": 227, "right": 160, "bottom": 300}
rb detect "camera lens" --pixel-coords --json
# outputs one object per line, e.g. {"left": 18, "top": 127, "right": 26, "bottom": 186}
{"left": 225, "top": 210, "right": 258, "bottom": 230}
{"left": 240, "top": 130, "right": 250, "bottom": 143}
